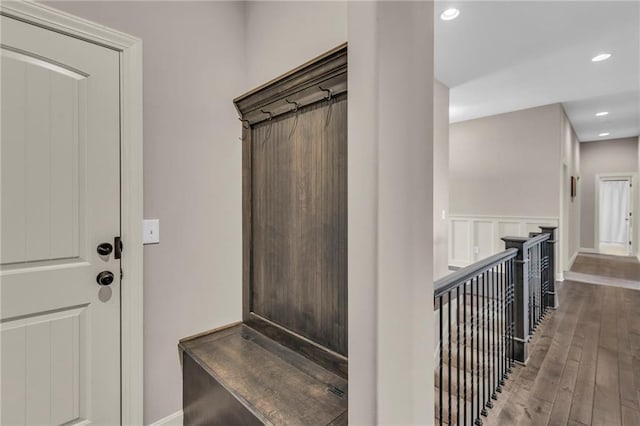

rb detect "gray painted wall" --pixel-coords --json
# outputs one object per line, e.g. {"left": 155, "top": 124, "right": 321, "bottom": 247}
{"left": 579, "top": 137, "right": 639, "bottom": 250}
{"left": 243, "top": 2, "right": 347, "bottom": 92}
{"left": 561, "top": 108, "right": 581, "bottom": 268}
{"left": 45, "top": 2, "right": 246, "bottom": 423}
{"left": 450, "top": 104, "right": 563, "bottom": 217}
{"left": 434, "top": 80, "right": 450, "bottom": 279}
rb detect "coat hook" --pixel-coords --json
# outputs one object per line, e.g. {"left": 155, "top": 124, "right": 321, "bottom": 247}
{"left": 285, "top": 98, "right": 300, "bottom": 112}
{"left": 319, "top": 86, "right": 333, "bottom": 101}
{"left": 260, "top": 109, "right": 273, "bottom": 120}
{"left": 238, "top": 118, "right": 250, "bottom": 129}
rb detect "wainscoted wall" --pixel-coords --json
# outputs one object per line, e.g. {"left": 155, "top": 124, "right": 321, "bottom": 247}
{"left": 449, "top": 215, "right": 560, "bottom": 273}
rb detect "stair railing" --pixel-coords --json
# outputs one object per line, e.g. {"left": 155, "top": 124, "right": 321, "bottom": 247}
{"left": 435, "top": 226, "right": 557, "bottom": 425}
{"left": 434, "top": 249, "right": 517, "bottom": 426}
{"left": 502, "top": 226, "right": 557, "bottom": 364}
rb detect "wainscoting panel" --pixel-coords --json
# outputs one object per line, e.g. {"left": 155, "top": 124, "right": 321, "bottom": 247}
{"left": 451, "top": 219, "right": 472, "bottom": 264}
{"left": 449, "top": 215, "right": 559, "bottom": 269}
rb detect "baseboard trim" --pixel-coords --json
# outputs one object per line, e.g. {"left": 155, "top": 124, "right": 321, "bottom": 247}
{"left": 149, "top": 410, "right": 183, "bottom": 426}
{"left": 568, "top": 251, "right": 578, "bottom": 270}
{"left": 579, "top": 247, "right": 598, "bottom": 254}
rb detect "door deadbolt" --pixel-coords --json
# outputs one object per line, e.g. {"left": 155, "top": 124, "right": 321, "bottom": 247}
{"left": 96, "top": 271, "right": 115, "bottom": 286}
{"left": 97, "top": 242, "right": 113, "bottom": 256}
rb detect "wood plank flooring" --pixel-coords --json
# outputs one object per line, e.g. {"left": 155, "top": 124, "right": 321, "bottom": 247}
{"left": 484, "top": 280, "right": 640, "bottom": 426}
{"left": 571, "top": 254, "right": 640, "bottom": 281}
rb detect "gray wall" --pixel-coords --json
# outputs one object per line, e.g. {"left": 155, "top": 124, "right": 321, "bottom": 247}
{"left": 243, "top": 2, "right": 347, "bottom": 92}
{"left": 450, "top": 104, "right": 562, "bottom": 217}
{"left": 561, "top": 108, "right": 581, "bottom": 267}
{"left": 45, "top": 2, "right": 246, "bottom": 423}
{"left": 579, "top": 137, "right": 639, "bottom": 250}
{"left": 434, "top": 80, "right": 450, "bottom": 279}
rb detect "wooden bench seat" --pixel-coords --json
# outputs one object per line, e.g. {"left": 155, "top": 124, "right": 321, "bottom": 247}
{"left": 180, "top": 323, "right": 348, "bottom": 425}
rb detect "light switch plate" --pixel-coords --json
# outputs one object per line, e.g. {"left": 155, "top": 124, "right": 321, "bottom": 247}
{"left": 143, "top": 219, "right": 160, "bottom": 244}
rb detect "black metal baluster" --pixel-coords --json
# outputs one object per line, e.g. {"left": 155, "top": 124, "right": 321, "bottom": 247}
{"left": 481, "top": 271, "right": 488, "bottom": 417}
{"left": 498, "top": 262, "right": 504, "bottom": 392}
{"left": 475, "top": 276, "right": 482, "bottom": 426}
{"left": 510, "top": 258, "right": 515, "bottom": 372}
{"left": 529, "top": 247, "right": 534, "bottom": 334}
{"left": 456, "top": 285, "right": 460, "bottom": 425}
{"left": 544, "top": 242, "right": 548, "bottom": 313}
{"left": 448, "top": 290, "right": 452, "bottom": 426}
{"left": 464, "top": 281, "right": 468, "bottom": 426}
{"left": 470, "top": 277, "right": 475, "bottom": 426}
{"left": 491, "top": 266, "right": 497, "bottom": 403}
{"left": 439, "top": 294, "right": 443, "bottom": 425}
{"left": 487, "top": 268, "right": 496, "bottom": 408}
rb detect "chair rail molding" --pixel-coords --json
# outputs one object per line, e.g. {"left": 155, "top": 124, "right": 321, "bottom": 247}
{"left": 0, "top": 2, "right": 144, "bottom": 425}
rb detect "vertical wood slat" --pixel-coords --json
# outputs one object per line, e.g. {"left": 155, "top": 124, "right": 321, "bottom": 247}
{"left": 1, "top": 327, "right": 27, "bottom": 425}
{"left": 25, "top": 63, "right": 52, "bottom": 262}
{"left": 49, "top": 72, "right": 79, "bottom": 260}
{"left": 51, "top": 316, "right": 78, "bottom": 424}
{"left": 250, "top": 95, "right": 347, "bottom": 356}
{"left": 1, "top": 56, "right": 27, "bottom": 264}
{"left": 242, "top": 125, "right": 252, "bottom": 322}
{"left": 2, "top": 311, "right": 82, "bottom": 426}
{"left": 26, "top": 321, "right": 52, "bottom": 425}
{"left": 2, "top": 55, "right": 81, "bottom": 265}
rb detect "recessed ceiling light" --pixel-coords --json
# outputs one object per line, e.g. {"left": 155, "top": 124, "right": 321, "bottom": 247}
{"left": 441, "top": 8, "right": 460, "bottom": 21}
{"left": 599, "top": 132, "right": 610, "bottom": 137}
{"left": 591, "top": 53, "right": 611, "bottom": 62}
{"left": 595, "top": 111, "right": 609, "bottom": 117}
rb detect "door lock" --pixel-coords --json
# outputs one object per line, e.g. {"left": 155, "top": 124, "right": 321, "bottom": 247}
{"left": 97, "top": 242, "right": 114, "bottom": 256}
{"left": 96, "top": 271, "right": 115, "bottom": 286}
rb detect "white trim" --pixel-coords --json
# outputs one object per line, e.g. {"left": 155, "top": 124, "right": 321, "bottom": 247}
{"left": 0, "top": 2, "right": 144, "bottom": 425}
{"left": 567, "top": 251, "right": 578, "bottom": 270}
{"left": 594, "top": 172, "right": 637, "bottom": 257}
{"left": 579, "top": 247, "right": 599, "bottom": 254}
{"left": 149, "top": 411, "right": 184, "bottom": 426}
{"left": 447, "top": 214, "right": 559, "bottom": 221}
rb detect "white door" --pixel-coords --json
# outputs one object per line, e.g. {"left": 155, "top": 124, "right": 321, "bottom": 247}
{"left": 598, "top": 178, "right": 632, "bottom": 256}
{"left": 1, "top": 15, "right": 121, "bottom": 425}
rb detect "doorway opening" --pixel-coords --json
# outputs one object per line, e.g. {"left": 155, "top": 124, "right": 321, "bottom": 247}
{"left": 596, "top": 174, "right": 634, "bottom": 256}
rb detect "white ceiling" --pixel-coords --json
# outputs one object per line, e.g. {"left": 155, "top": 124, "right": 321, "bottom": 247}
{"left": 435, "top": 1, "right": 640, "bottom": 142}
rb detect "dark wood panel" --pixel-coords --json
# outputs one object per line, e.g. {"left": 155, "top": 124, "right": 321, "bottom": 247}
{"left": 183, "top": 352, "right": 263, "bottom": 426}
{"left": 234, "top": 43, "right": 347, "bottom": 122}
{"left": 182, "top": 324, "right": 347, "bottom": 426}
{"left": 246, "top": 313, "right": 348, "bottom": 379}
{"left": 250, "top": 93, "right": 348, "bottom": 355}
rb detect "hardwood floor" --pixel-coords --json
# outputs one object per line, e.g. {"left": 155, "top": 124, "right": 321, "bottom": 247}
{"left": 571, "top": 254, "right": 640, "bottom": 282}
{"left": 484, "top": 280, "right": 640, "bottom": 426}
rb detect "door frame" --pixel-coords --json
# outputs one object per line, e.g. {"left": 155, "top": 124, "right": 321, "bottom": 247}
{"left": 594, "top": 172, "right": 637, "bottom": 256}
{"left": 0, "top": 2, "right": 144, "bottom": 424}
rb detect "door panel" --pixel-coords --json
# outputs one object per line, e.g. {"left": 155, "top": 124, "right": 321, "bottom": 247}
{"left": 1, "top": 15, "right": 120, "bottom": 425}
{"left": 2, "top": 50, "right": 83, "bottom": 264}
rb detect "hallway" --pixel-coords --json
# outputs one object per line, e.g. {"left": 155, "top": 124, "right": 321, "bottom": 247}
{"left": 484, "top": 275, "right": 640, "bottom": 425}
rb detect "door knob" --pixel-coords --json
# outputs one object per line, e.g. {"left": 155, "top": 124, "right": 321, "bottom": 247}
{"left": 96, "top": 271, "right": 115, "bottom": 286}
{"left": 97, "top": 242, "right": 113, "bottom": 256}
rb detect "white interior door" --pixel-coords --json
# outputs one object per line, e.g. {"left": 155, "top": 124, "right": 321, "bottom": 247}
{"left": 1, "top": 15, "right": 121, "bottom": 425}
{"left": 598, "top": 178, "right": 632, "bottom": 256}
